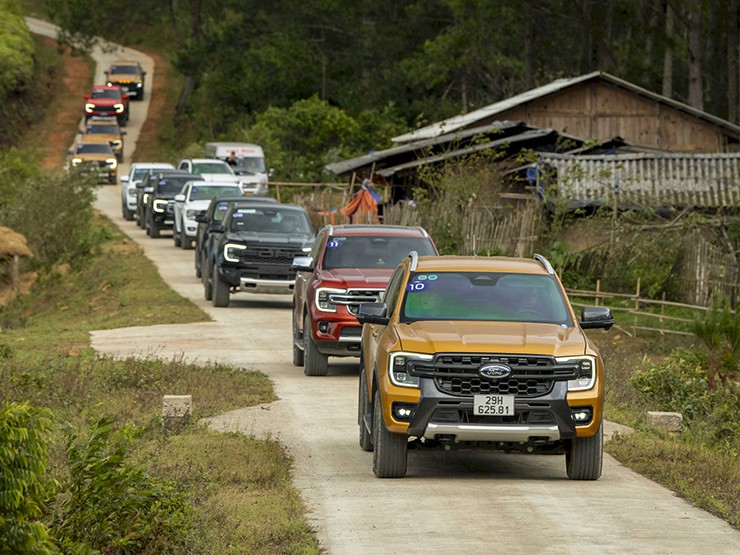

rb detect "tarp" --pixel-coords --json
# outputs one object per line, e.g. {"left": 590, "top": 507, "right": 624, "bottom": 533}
{"left": 340, "top": 180, "right": 380, "bottom": 223}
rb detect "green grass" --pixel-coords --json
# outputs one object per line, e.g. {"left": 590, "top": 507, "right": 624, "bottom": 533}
{"left": 0, "top": 215, "right": 320, "bottom": 553}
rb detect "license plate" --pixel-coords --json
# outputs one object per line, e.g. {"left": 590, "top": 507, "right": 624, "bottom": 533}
{"left": 473, "top": 394, "right": 515, "bottom": 416}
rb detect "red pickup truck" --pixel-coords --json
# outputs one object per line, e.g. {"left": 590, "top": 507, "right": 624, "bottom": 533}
{"left": 291, "top": 224, "right": 437, "bottom": 376}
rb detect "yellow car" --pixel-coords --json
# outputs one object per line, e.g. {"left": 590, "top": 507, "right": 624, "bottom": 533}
{"left": 105, "top": 60, "right": 146, "bottom": 100}
{"left": 68, "top": 136, "right": 118, "bottom": 184}
{"left": 82, "top": 116, "right": 126, "bottom": 161}
{"left": 357, "top": 253, "right": 614, "bottom": 480}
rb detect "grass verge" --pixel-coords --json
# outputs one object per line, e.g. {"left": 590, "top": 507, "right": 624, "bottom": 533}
{"left": 0, "top": 215, "right": 320, "bottom": 553}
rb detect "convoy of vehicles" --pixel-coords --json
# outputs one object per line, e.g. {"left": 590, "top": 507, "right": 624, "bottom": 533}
{"left": 72, "top": 57, "right": 614, "bottom": 484}
{"left": 291, "top": 225, "right": 437, "bottom": 375}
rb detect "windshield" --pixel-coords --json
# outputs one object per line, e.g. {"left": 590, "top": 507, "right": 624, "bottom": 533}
{"left": 229, "top": 207, "right": 312, "bottom": 234}
{"left": 192, "top": 162, "right": 233, "bottom": 175}
{"left": 110, "top": 65, "right": 138, "bottom": 74}
{"left": 156, "top": 176, "right": 193, "bottom": 194}
{"left": 401, "top": 271, "right": 572, "bottom": 325}
{"left": 189, "top": 185, "right": 242, "bottom": 201}
{"left": 76, "top": 143, "right": 112, "bottom": 155}
{"left": 87, "top": 124, "right": 119, "bottom": 134}
{"left": 234, "top": 157, "right": 266, "bottom": 174}
{"left": 322, "top": 235, "right": 435, "bottom": 269}
{"left": 90, "top": 89, "right": 121, "bottom": 99}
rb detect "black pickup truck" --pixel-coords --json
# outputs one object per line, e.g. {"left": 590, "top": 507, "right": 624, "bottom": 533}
{"left": 205, "top": 203, "right": 314, "bottom": 307}
{"left": 139, "top": 170, "right": 200, "bottom": 238}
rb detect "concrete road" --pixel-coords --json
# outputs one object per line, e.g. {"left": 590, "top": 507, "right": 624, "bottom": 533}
{"left": 28, "top": 17, "right": 740, "bottom": 555}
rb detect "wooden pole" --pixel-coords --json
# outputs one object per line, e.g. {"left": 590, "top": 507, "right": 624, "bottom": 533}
{"left": 12, "top": 254, "right": 20, "bottom": 295}
{"left": 595, "top": 279, "right": 601, "bottom": 307}
{"left": 634, "top": 277, "right": 641, "bottom": 336}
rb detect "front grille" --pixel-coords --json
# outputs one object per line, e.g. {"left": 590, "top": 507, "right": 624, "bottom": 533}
{"left": 409, "top": 353, "right": 579, "bottom": 398}
{"left": 330, "top": 289, "right": 383, "bottom": 315}
{"left": 238, "top": 246, "right": 304, "bottom": 264}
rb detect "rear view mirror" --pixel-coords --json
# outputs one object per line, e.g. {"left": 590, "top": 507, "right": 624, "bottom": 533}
{"left": 291, "top": 256, "right": 314, "bottom": 272}
{"left": 580, "top": 306, "right": 614, "bottom": 330}
{"left": 174, "top": 194, "right": 185, "bottom": 202}
{"left": 356, "top": 302, "right": 389, "bottom": 325}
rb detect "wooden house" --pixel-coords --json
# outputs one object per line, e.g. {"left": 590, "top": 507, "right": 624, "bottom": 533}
{"left": 393, "top": 72, "right": 740, "bottom": 153}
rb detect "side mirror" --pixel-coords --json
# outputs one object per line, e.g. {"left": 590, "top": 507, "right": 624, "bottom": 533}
{"left": 120, "top": 175, "right": 129, "bottom": 183}
{"left": 67, "top": 148, "right": 74, "bottom": 155}
{"left": 580, "top": 306, "right": 614, "bottom": 330}
{"left": 209, "top": 222, "right": 224, "bottom": 233}
{"left": 121, "top": 131, "right": 127, "bottom": 135}
{"left": 174, "top": 194, "right": 186, "bottom": 202}
{"left": 144, "top": 186, "right": 154, "bottom": 194}
{"left": 195, "top": 212, "right": 208, "bottom": 224}
{"left": 291, "top": 256, "right": 314, "bottom": 272}
{"left": 356, "top": 302, "right": 390, "bottom": 325}
{"left": 83, "top": 94, "right": 90, "bottom": 100}
{"left": 135, "top": 181, "right": 146, "bottom": 189}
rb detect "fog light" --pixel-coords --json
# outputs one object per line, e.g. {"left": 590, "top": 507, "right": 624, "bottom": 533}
{"left": 392, "top": 402, "right": 416, "bottom": 422}
{"left": 570, "top": 407, "right": 593, "bottom": 424}
{"left": 317, "top": 321, "right": 330, "bottom": 334}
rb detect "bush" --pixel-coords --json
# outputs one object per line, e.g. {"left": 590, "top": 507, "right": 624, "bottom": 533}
{"left": 630, "top": 348, "right": 712, "bottom": 421}
{"left": 50, "top": 416, "right": 193, "bottom": 553}
{"left": 0, "top": 402, "right": 56, "bottom": 555}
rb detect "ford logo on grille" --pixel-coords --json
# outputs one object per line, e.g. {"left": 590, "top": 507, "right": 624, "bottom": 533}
{"left": 479, "top": 364, "right": 511, "bottom": 379}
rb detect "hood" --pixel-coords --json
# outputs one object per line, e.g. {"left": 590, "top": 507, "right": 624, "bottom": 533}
{"left": 89, "top": 98, "right": 123, "bottom": 107}
{"left": 396, "top": 320, "right": 587, "bottom": 357}
{"left": 318, "top": 267, "right": 393, "bottom": 288}
{"left": 184, "top": 199, "right": 213, "bottom": 210}
{"left": 225, "top": 231, "right": 314, "bottom": 246}
{"left": 110, "top": 72, "right": 140, "bottom": 81}
{"left": 154, "top": 191, "right": 180, "bottom": 200}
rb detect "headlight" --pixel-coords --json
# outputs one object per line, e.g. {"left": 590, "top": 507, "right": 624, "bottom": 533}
{"left": 136, "top": 82, "right": 143, "bottom": 88}
{"left": 114, "top": 103, "right": 124, "bottom": 113}
{"left": 224, "top": 243, "right": 247, "bottom": 262}
{"left": 85, "top": 103, "right": 95, "bottom": 112}
{"left": 142, "top": 193, "right": 150, "bottom": 204}
{"left": 106, "top": 81, "right": 113, "bottom": 87}
{"left": 389, "top": 352, "right": 434, "bottom": 389}
{"left": 557, "top": 355, "right": 597, "bottom": 391}
{"left": 106, "top": 158, "right": 117, "bottom": 169}
{"left": 152, "top": 199, "right": 168, "bottom": 213}
{"left": 127, "top": 188, "right": 137, "bottom": 197}
{"left": 185, "top": 209, "right": 197, "bottom": 219}
{"left": 315, "top": 287, "right": 345, "bottom": 312}
{"left": 71, "top": 158, "right": 82, "bottom": 166}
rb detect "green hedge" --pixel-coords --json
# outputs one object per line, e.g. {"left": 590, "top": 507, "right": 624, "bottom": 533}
{"left": 0, "top": 0, "right": 34, "bottom": 97}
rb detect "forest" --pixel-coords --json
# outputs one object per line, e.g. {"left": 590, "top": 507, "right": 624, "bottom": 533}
{"left": 40, "top": 0, "right": 740, "bottom": 172}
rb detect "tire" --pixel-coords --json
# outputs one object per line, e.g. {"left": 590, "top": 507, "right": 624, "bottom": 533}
{"left": 203, "top": 260, "right": 213, "bottom": 301}
{"left": 195, "top": 250, "right": 202, "bottom": 278}
{"left": 566, "top": 421, "right": 603, "bottom": 480}
{"left": 372, "top": 391, "right": 407, "bottom": 478}
{"left": 212, "top": 265, "right": 230, "bottom": 307}
{"left": 122, "top": 204, "right": 134, "bottom": 221}
{"left": 292, "top": 310, "right": 304, "bottom": 367}
{"left": 303, "top": 313, "right": 328, "bottom": 376}
{"left": 173, "top": 227, "right": 181, "bottom": 247}
{"left": 149, "top": 219, "right": 160, "bottom": 238}
{"left": 358, "top": 367, "right": 373, "bottom": 452}
{"left": 181, "top": 232, "right": 192, "bottom": 250}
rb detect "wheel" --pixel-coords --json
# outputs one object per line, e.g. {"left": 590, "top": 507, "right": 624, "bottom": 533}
{"left": 180, "top": 231, "right": 192, "bottom": 250}
{"left": 122, "top": 204, "right": 134, "bottom": 221}
{"left": 292, "top": 310, "right": 304, "bottom": 367}
{"left": 358, "top": 367, "right": 373, "bottom": 452}
{"left": 149, "top": 218, "right": 160, "bottom": 238}
{"left": 372, "top": 391, "right": 407, "bottom": 478}
{"left": 211, "top": 265, "right": 230, "bottom": 307}
{"left": 203, "top": 260, "right": 213, "bottom": 301}
{"left": 303, "top": 313, "right": 328, "bottom": 376}
{"left": 195, "top": 250, "right": 202, "bottom": 278}
{"left": 136, "top": 208, "right": 145, "bottom": 228}
{"left": 173, "top": 226, "right": 181, "bottom": 247}
{"left": 565, "top": 421, "right": 603, "bottom": 480}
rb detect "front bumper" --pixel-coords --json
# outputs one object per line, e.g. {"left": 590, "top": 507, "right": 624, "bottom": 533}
{"left": 309, "top": 316, "right": 362, "bottom": 356}
{"left": 404, "top": 379, "right": 577, "bottom": 443}
{"left": 218, "top": 264, "right": 296, "bottom": 295}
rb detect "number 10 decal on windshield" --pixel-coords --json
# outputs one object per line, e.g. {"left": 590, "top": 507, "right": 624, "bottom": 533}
{"left": 407, "top": 281, "right": 426, "bottom": 292}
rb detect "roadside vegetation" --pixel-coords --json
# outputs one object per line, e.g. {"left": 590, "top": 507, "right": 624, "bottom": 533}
{"left": 4, "top": 1, "right": 738, "bottom": 549}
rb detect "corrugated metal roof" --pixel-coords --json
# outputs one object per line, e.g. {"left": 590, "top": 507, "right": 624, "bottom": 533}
{"left": 392, "top": 71, "right": 740, "bottom": 144}
{"left": 377, "top": 129, "right": 558, "bottom": 177}
{"left": 325, "top": 120, "right": 527, "bottom": 175}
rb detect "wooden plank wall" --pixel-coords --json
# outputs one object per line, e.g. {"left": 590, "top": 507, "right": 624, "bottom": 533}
{"left": 540, "top": 153, "right": 740, "bottom": 208}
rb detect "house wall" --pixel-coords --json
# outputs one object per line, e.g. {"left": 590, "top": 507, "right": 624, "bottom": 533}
{"left": 489, "top": 81, "right": 734, "bottom": 153}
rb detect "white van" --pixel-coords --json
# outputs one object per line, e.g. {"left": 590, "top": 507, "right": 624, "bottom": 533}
{"left": 204, "top": 142, "right": 269, "bottom": 196}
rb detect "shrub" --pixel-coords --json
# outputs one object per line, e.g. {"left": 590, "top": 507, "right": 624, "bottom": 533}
{"left": 50, "top": 416, "right": 193, "bottom": 553}
{"left": 689, "top": 301, "right": 740, "bottom": 388}
{"left": 0, "top": 402, "right": 56, "bottom": 555}
{"left": 630, "top": 348, "right": 712, "bottom": 421}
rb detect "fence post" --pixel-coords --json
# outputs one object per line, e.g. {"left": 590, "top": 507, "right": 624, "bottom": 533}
{"left": 595, "top": 279, "right": 601, "bottom": 307}
{"left": 634, "top": 277, "right": 641, "bottom": 336}
{"left": 660, "top": 291, "right": 666, "bottom": 334}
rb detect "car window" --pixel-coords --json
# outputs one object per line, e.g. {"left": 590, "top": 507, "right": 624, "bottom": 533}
{"left": 76, "top": 143, "right": 112, "bottom": 154}
{"left": 382, "top": 265, "right": 406, "bottom": 313}
{"left": 111, "top": 65, "right": 138, "bottom": 74}
{"left": 234, "top": 157, "right": 266, "bottom": 173}
{"left": 190, "top": 185, "right": 242, "bottom": 201}
{"left": 191, "top": 162, "right": 234, "bottom": 175}
{"left": 229, "top": 208, "right": 311, "bottom": 234}
{"left": 400, "top": 271, "right": 572, "bottom": 325}
{"left": 87, "top": 124, "right": 119, "bottom": 134}
{"left": 91, "top": 89, "right": 120, "bottom": 99}
{"left": 309, "top": 231, "right": 326, "bottom": 261}
{"left": 321, "top": 235, "right": 435, "bottom": 270}
{"left": 156, "top": 176, "right": 193, "bottom": 194}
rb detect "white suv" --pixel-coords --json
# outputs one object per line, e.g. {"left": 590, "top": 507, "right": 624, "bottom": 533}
{"left": 177, "top": 158, "right": 262, "bottom": 195}
{"left": 172, "top": 180, "right": 243, "bottom": 249}
{"left": 120, "top": 162, "right": 174, "bottom": 221}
